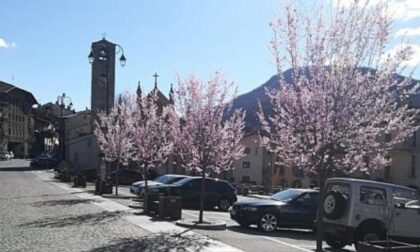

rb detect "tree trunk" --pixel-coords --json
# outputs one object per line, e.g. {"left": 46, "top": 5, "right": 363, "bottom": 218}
{"left": 143, "top": 164, "right": 149, "bottom": 214}
{"left": 316, "top": 169, "right": 326, "bottom": 252}
{"left": 199, "top": 168, "right": 206, "bottom": 223}
{"left": 115, "top": 161, "right": 119, "bottom": 196}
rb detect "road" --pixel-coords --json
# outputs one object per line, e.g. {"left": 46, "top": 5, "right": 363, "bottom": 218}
{"left": 0, "top": 159, "right": 356, "bottom": 252}
{"left": 114, "top": 186, "right": 356, "bottom": 252}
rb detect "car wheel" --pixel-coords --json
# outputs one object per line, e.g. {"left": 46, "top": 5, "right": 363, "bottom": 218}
{"left": 258, "top": 212, "right": 278, "bottom": 232}
{"left": 218, "top": 198, "right": 231, "bottom": 211}
{"left": 323, "top": 190, "right": 347, "bottom": 219}
{"left": 355, "top": 226, "right": 385, "bottom": 251}
{"left": 325, "top": 233, "right": 347, "bottom": 249}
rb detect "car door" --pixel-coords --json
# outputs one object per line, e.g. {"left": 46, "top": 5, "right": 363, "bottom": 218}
{"left": 281, "top": 192, "right": 318, "bottom": 228}
{"left": 391, "top": 189, "right": 420, "bottom": 239}
{"left": 181, "top": 179, "right": 202, "bottom": 206}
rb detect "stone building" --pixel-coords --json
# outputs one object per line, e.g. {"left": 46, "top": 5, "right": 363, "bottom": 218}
{"left": 0, "top": 81, "right": 37, "bottom": 157}
{"left": 32, "top": 102, "right": 74, "bottom": 157}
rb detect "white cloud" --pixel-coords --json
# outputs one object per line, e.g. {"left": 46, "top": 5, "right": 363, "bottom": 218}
{"left": 382, "top": 43, "right": 420, "bottom": 67}
{"left": 395, "top": 27, "right": 420, "bottom": 37}
{"left": 0, "top": 37, "right": 17, "bottom": 49}
{"left": 330, "top": 0, "right": 420, "bottom": 21}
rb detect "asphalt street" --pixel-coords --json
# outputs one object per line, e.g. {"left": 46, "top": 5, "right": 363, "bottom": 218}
{"left": 0, "top": 159, "right": 356, "bottom": 252}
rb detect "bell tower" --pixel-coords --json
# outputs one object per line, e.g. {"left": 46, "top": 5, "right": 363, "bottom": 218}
{"left": 89, "top": 38, "right": 116, "bottom": 115}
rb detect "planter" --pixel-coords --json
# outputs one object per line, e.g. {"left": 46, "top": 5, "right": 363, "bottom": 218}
{"left": 73, "top": 175, "right": 86, "bottom": 188}
{"left": 95, "top": 180, "right": 112, "bottom": 194}
{"left": 158, "top": 196, "right": 182, "bottom": 220}
{"left": 358, "top": 240, "right": 420, "bottom": 252}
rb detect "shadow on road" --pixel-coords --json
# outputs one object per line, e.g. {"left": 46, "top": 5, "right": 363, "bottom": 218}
{"left": 228, "top": 226, "right": 355, "bottom": 252}
{"left": 19, "top": 210, "right": 128, "bottom": 228}
{"left": 228, "top": 225, "right": 316, "bottom": 241}
{"left": 0, "top": 193, "right": 70, "bottom": 200}
{"left": 86, "top": 230, "right": 211, "bottom": 252}
{"left": 31, "top": 198, "right": 102, "bottom": 207}
{"left": 0, "top": 166, "right": 49, "bottom": 172}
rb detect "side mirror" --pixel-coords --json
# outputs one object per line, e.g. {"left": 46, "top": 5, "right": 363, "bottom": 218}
{"left": 395, "top": 202, "right": 406, "bottom": 209}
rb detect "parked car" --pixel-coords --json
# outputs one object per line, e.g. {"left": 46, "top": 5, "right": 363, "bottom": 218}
{"left": 230, "top": 188, "right": 319, "bottom": 232}
{"left": 0, "top": 151, "right": 13, "bottom": 160}
{"left": 322, "top": 178, "right": 420, "bottom": 251}
{"left": 8, "top": 151, "right": 14, "bottom": 159}
{"left": 130, "top": 174, "right": 191, "bottom": 195}
{"left": 148, "top": 177, "right": 237, "bottom": 211}
{"left": 31, "top": 154, "right": 59, "bottom": 168}
{"left": 106, "top": 169, "right": 143, "bottom": 185}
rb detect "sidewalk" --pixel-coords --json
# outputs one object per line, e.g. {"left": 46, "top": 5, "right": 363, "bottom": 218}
{"left": 34, "top": 170, "right": 243, "bottom": 252}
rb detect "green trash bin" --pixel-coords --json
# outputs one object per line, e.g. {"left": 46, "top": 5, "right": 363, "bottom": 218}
{"left": 158, "top": 195, "right": 182, "bottom": 220}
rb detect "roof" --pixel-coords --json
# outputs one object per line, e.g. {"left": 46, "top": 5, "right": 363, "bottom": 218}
{"left": 62, "top": 110, "right": 90, "bottom": 119}
{"left": 36, "top": 102, "right": 75, "bottom": 118}
{"left": 0, "top": 81, "right": 38, "bottom": 105}
{"left": 147, "top": 88, "right": 170, "bottom": 106}
{"left": 327, "top": 177, "right": 416, "bottom": 192}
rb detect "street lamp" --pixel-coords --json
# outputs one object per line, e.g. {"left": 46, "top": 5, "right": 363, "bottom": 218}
{"left": 88, "top": 42, "right": 126, "bottom": 67}
{"left": 56, "top": 93, "right": 72, "bottom": 160}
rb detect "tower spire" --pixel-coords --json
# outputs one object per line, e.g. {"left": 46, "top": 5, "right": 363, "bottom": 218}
{"left": 153, "top": 72, "right": 159, "bottom": 89}
{"left": 169, "top": 83, "right": 174, "bottom": 104}
{"left": 136, "top": 81, "right": 142, "bottom": 98}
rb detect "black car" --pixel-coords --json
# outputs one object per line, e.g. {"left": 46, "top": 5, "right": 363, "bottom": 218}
{"left": 231, "top": 188, "right": 319, "bottom": 232}
{"left": 148, "top": 177, "right": 237, "bottom": 211}
{"left": 31, "top": 154, "right": 59, "bottom": 169}
{"left": 106, "top": 169, "right": 143, "bottom": 185}
{"left": 130, "top": 174, "right": 191, "bottom": 195}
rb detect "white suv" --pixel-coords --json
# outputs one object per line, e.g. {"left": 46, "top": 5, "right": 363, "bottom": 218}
{"left": 322, "top": 178, "right": 420, "bottom": 251}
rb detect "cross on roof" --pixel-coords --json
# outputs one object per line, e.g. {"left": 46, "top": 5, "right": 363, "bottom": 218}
{"left": 101, "top": 32, "right": 107, "bottom": 39}
{"left": 153, "top": 72, "right": 159, "bottom": 89}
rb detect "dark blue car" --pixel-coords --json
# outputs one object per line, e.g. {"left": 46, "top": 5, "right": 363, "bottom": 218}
{"left": 231, "top": 188, "right": 319, "bottom": 232}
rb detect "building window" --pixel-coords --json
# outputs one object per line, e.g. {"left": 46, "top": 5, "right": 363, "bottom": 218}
{"left": 255, "top": 147, "right": 258, "bottom": 155}
{"left": 87, "top": 138, "right": 92, "bottom": 147}
{"left": 242, "top": 176, "right": 250, "bottom": 183}
{"left": 274, "top": 164, "right": 285, "bottom": 175}
{"left": 242, "top": 161, "right": 250, "bottom": 169}
{"left": 384, "top": 133, "right": 391, "bottom": 143}
{"left": 411, "top": 155, "right": 416, "bottom": 178}
{"left": 413, "top": 132, "right": 417, "bottom": 148}
{"left": 293, "top": 166, "right": 304, "bottom": 177}
{"left": 73, "top": 153, "right": 79, "bottom": 163}
{"left": 385, "top": 166, "right": 391, "bottom": 180}
{"left": 244, "top": 147, "right": 251, "bottom": 155}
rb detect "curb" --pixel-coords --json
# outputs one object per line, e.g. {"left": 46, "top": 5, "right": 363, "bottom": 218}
{"left": 176, "top": 219, "right": 226, "bottom": 230}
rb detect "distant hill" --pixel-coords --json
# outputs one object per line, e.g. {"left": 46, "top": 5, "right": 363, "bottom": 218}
{"left": 231, "top": 68, "right": 420, "bottom": 132}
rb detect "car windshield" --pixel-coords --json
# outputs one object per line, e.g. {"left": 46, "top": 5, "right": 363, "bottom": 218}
{"left": 154, "top": 175, "right": 183, "bottom": 184}
{"left": 173, "top": 177, "right": 195, "bottom": 186}
{"left": 270, "top": 189, "right": 303, "bottom": 202}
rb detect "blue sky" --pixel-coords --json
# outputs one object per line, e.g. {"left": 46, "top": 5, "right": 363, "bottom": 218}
{"left": 1, "top": 0, "right": 420, "bottom": 111}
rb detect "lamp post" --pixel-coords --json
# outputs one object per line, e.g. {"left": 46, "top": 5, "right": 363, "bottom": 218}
{"left": 56, "top": 93, "right": 72, "bottom": 161}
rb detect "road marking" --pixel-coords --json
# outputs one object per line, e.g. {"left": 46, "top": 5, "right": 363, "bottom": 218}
{"left": 260, "top": 236, "right": 312, "bottom": 252}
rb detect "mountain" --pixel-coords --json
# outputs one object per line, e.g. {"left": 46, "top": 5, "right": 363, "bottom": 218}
{"left": 231, "top": 68, "right": 420, "bottom": 132}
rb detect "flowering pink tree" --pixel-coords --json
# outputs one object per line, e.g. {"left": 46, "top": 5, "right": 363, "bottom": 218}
{"left": 174, "top": 72, "right": 246, "bottom": 222}
{"left": 131, "top": 91, "right": 175, "bottom": 213}
{"left": 258, "top": 1, "right": 419, "bottom": 250}
{"left": 94, "top": 95, "right": 135, "bottom": 196}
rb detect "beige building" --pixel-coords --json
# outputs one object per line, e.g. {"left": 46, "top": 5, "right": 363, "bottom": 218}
{"left": 385, "top": 132, "right": 420, "bottom": 189}
{"left": 64, "top": 111, "right": 99, "bottom": 173}
{"left": 231, "top": 133, "right": 272, "bottom": 186}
